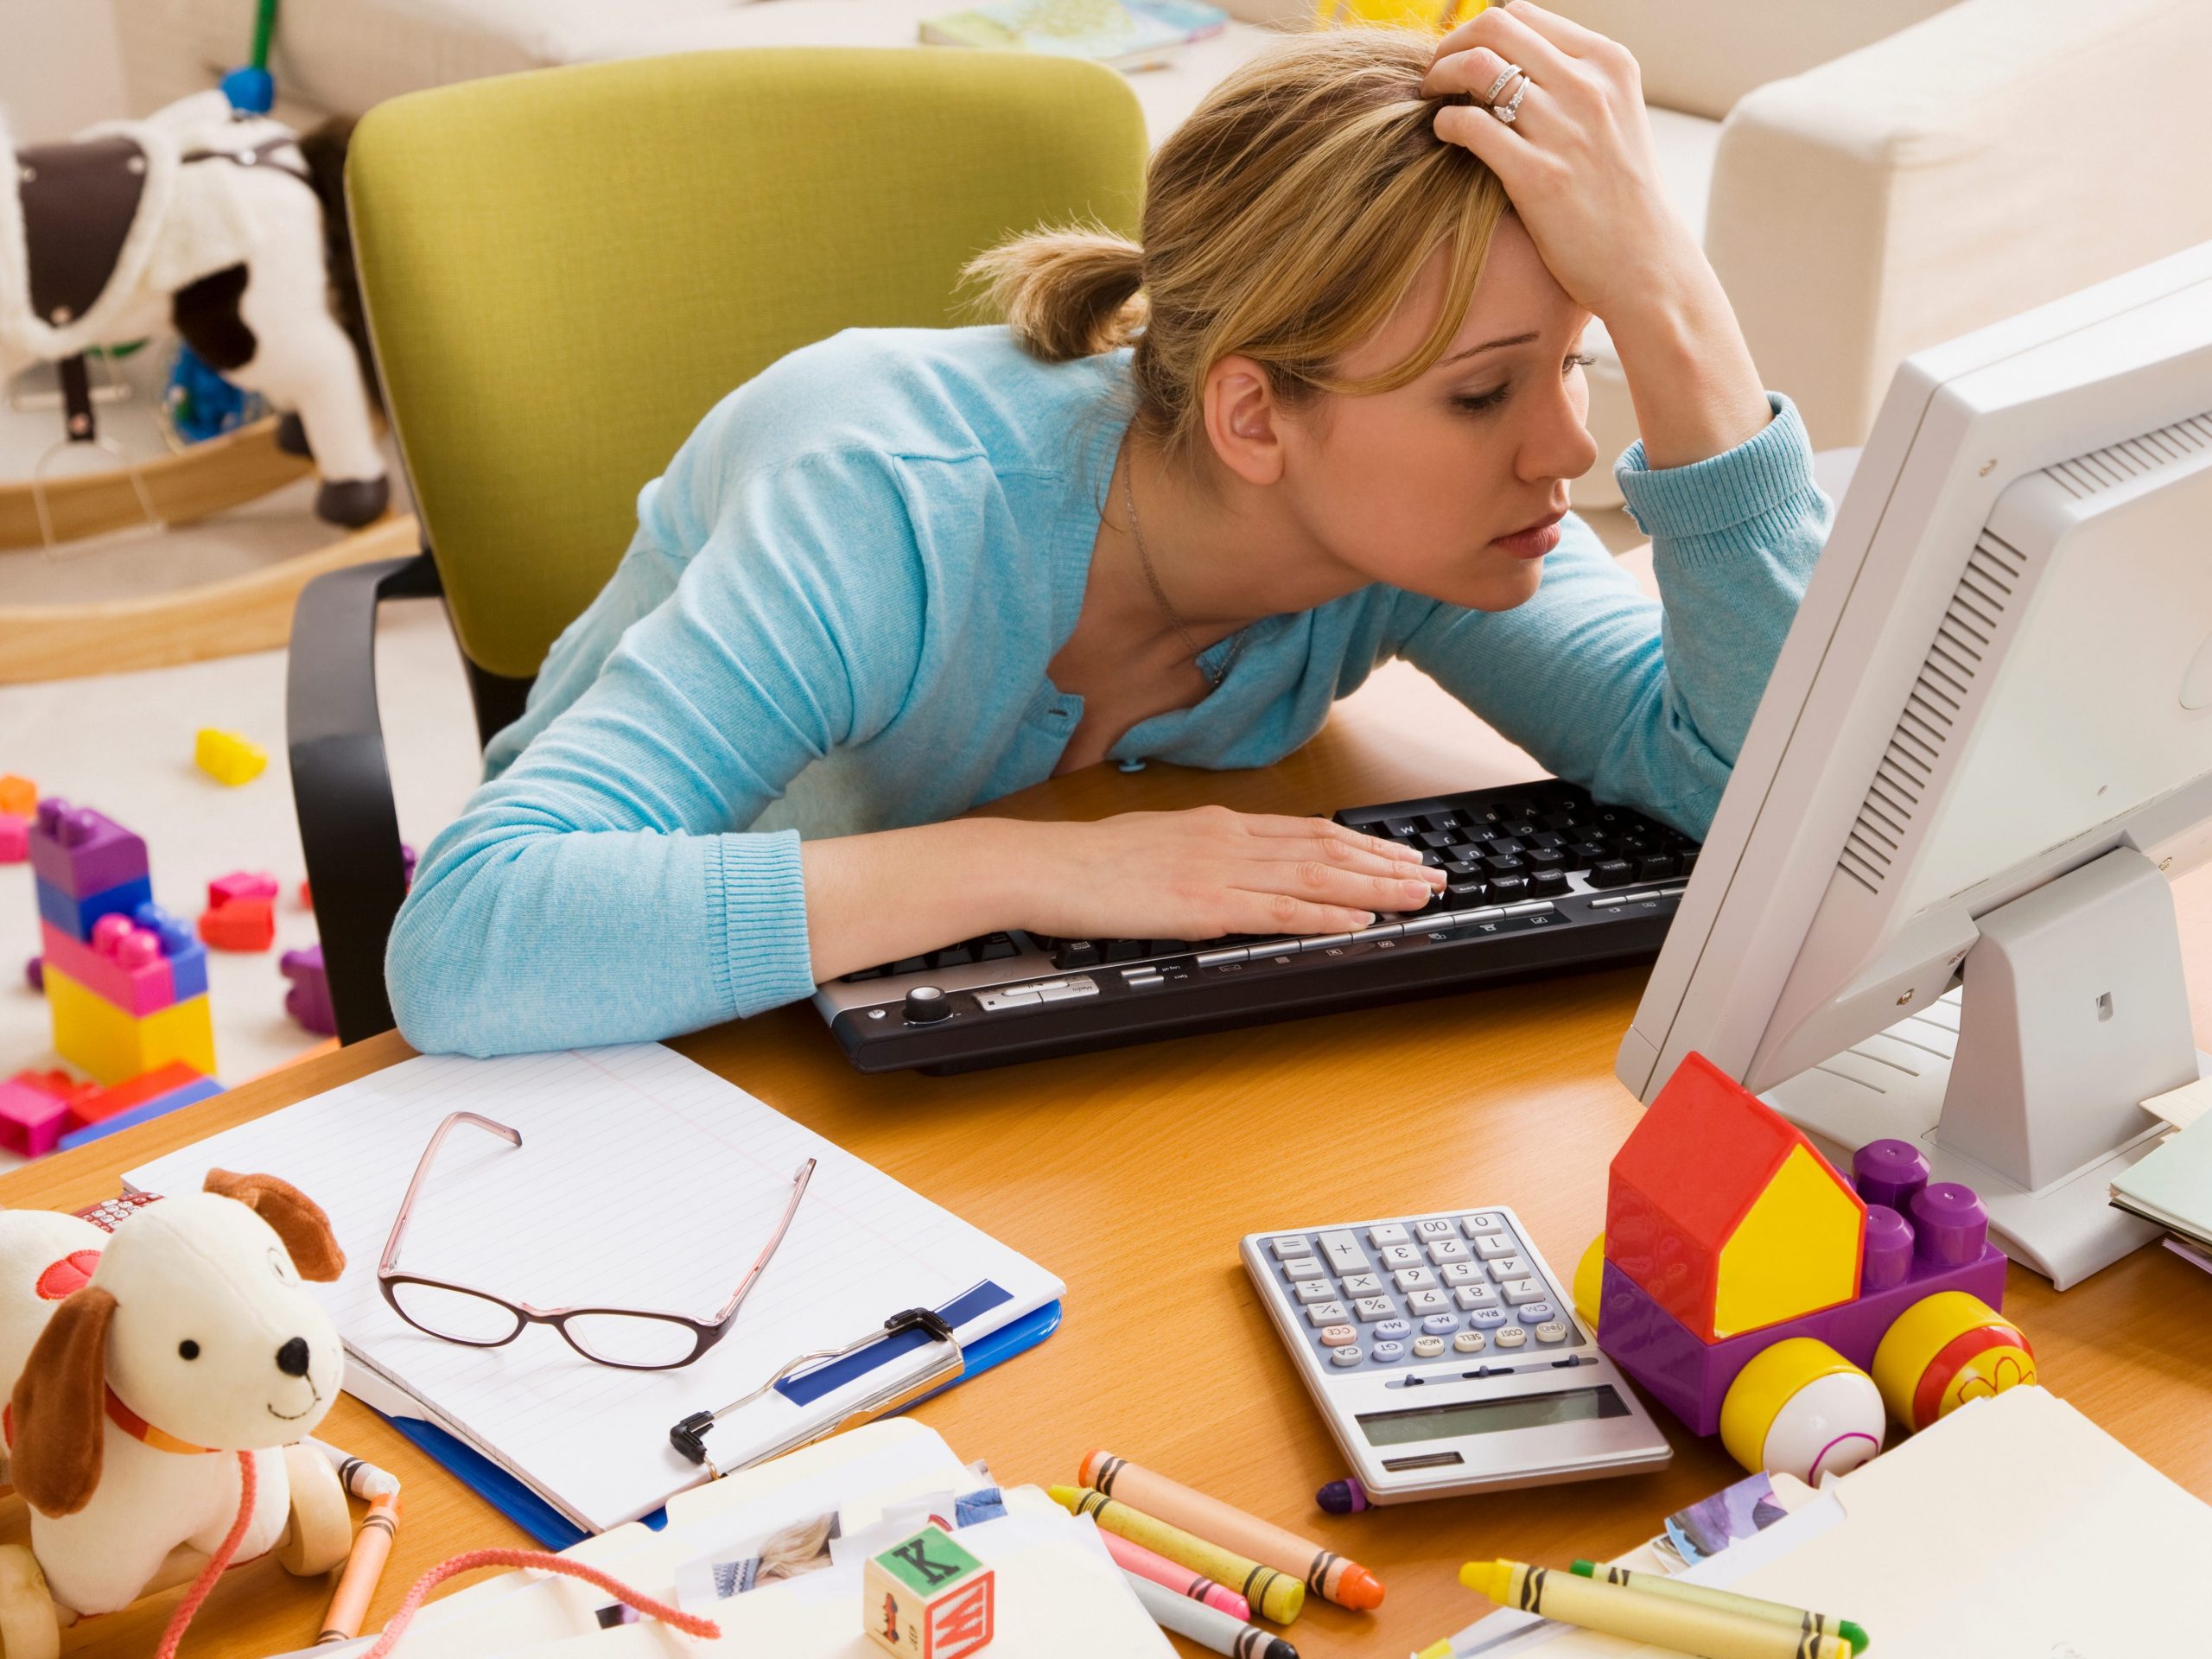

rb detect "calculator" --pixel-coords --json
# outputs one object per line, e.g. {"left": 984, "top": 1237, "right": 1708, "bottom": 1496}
{"left": 1240, "top": 1207, "right": 1672, "bottom": 1503}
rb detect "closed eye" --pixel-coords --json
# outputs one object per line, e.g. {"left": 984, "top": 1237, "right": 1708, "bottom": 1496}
{"left": 1453, "top": 352, "right": 1597, "bottom": 415}
{"left": 269, "top": 1245, "right": 296, "bottom": 1284}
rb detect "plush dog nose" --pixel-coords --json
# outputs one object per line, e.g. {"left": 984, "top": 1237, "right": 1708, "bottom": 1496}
{"left": 276, "top": 1337, "right": 311, "bottom": 1377}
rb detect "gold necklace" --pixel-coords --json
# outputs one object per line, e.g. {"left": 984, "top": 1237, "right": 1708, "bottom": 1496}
{"left": 1122, "top": 450, "right": 1241, "bottom": 690}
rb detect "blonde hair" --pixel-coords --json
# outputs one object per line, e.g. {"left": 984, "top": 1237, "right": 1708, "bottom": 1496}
{"left": 964, "top": 28, "right": 1508, "bottom": 461}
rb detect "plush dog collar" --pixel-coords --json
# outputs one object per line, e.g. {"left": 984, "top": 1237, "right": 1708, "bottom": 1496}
{"left": 104, "top": 1386, "right": 215, "bottom": 1455}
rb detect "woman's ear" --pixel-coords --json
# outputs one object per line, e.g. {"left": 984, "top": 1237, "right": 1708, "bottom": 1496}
{"left": 1201, "top": 354, "right": 1287, "bottom": 486}
{"left": 10, "top": 1287, "right": 117, "bottom": 1517}
{"left": 203, "top": 1170, "right": 347, "bottom": 1281}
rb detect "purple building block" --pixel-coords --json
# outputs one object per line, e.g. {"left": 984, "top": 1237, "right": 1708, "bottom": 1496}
{"left": 281, "top": 943, "right": 335, "bottom": 1035}
{"left": 29, "top": 799, "right": 148, "bottom": 899}
{"left": 1599, "top": 1146, "right": 2007, "bottom": 1438}
{"left": 23, "top": 955, "right": 41, "bottom": 993}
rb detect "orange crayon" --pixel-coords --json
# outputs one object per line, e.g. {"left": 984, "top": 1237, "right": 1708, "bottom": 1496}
{"left": 1079, "top": 1449, "right": 1383, "bottom": 1611}
{"left": 318, "top": 1492, "right": 400, "bottom": 1643}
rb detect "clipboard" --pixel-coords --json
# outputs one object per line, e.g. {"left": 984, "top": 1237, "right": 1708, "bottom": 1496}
{"left": 366, "top": 1290, "right": 1065, "bottom": 1550}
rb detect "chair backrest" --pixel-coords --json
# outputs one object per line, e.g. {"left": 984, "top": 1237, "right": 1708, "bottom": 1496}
{"left": 346, "top": 48, "right": 1147, "bottom": 682}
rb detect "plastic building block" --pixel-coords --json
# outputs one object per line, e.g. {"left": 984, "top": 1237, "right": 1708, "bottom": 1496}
{"left": 1716, "top": 1338, "right": 1885, "bottom": 1483}
{"left": 35, "top": 872, "right": 153, "bottom": 943}
{"left": 280, "top": 943, "right": 335, "bottom": 1035}
{"left": 0, "top": 813, "right": 24, "bottom": 862}
{"left": 0, "top": 1081, "right": 72, "bottom": 1158}
{"left": 1606, "top": 1052, "right": 1866, "bottom": 1341}
{"left": 1870, "top": 1289, "right": 2036, "bottom": 1433}
{"left": 29, "top": 798, "right": 149, "bottom": 899}
{"left": 44, "top": 964, "right": 217, "bottom": 1085}
{"left": 5, "top": 1069, "right": 96, "bottom": 1114}
{"left": 132, "top": 903, "right": 207, "bottom": 998}
{"left": 0, "top": 773, "right": 34, "bottom": 817}
{"left": 23, "top": 955, "right": 41, "bottom": 992}
{"left": 57, "top": 1073, "right": 225, "bottom": 1152}
{"left": 864, "top": 1526, "right": 995, "bottom": 1659}
{"left": 38, "top": 918, "right": 175, "bottom": 1017}
{"left": 63, "top": 1059, "right": 208, "bottom": 1132}
{"left": 200, "top": 871, "right": 280, "bottom": 952}
{"left": 194, "top": 728, "right": 268, "bottom": 785}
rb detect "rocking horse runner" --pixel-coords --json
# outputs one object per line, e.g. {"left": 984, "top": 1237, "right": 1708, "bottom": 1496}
{"left": 0, "top": 91, "right": 387, "bottom": 533}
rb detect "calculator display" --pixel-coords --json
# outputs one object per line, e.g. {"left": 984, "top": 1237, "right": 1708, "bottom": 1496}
{"left": 1355, "top": 1385, "right": 1628, "bottom": 1446}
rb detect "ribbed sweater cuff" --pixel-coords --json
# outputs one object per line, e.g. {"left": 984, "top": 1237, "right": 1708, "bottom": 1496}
{"left": 1615, "top": 392, "right": 1817, "bottom": 543}
{"left": 710, "top": 829, "right": 817, "bottom": 1018}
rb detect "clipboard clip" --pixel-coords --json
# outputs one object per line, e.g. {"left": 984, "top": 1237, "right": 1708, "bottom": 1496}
{"left": 669, "top": 1306, "right": 963, "bottom": 1478}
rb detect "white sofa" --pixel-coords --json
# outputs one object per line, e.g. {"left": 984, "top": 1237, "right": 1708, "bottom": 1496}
{"left": 112, "top": 0, "right": 2212, "bottom": 508}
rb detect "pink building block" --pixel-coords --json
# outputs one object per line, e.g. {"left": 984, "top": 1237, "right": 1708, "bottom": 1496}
{"left": 0, "top": 813, "right": 26, "bottom": 862}
{"left": 207, "top": 870, "right": 281, "bottom": 907}
{"left": 0, "top": 1078, "right": 74, "bottom": 1158}
{"left": 38, "top": 918, "right": 177, "bottom": 1016}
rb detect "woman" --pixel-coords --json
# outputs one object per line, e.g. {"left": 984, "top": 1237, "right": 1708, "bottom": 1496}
{"left": 388, "top": 7, "right": 1831, "bottom": 1057}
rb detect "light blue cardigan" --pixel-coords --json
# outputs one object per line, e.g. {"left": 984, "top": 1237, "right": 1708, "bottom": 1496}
{"left": 388, "top": 325, "right": 1831, "bottom": 1056}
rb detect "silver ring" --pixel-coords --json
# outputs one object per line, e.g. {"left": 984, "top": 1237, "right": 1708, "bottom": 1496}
{"left": 1479, "top": 62, "right": 1522, "bottom": 105}
{"left": 1491, "top": 73, "right": 1531, "bottom": 125}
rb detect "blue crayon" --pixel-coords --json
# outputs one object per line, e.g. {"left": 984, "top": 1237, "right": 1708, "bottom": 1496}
{"left": 1315, "top": 1475, "right": 1370, "bottom": 1516}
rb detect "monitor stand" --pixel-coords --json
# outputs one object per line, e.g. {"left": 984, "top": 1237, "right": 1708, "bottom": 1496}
{"left": 1762, "top": 848, "right": 2209, "bottom": 1290}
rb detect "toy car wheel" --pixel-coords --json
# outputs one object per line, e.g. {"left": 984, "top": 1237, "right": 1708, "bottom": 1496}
{"left": 0, "top": 1543, "right": 61, "bottom": 1659}
{"left": 276, "top": 1445, "right": 353, "bottom": 1576}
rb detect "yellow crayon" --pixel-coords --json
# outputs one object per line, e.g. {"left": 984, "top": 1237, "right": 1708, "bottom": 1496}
{"left": 1459, "top": 1560, "right": 1850, "bottom": 1659}
{"left": 1049, "top": 1485, "right": 1305, "bottom": 1624}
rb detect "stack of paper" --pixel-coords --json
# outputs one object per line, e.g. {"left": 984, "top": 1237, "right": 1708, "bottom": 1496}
{"left": 123, "top": 1045, "right": 1064, "bottom": 1535}
{"left": 2113, "top": 1076, "right": 2212, "bottom": 1253}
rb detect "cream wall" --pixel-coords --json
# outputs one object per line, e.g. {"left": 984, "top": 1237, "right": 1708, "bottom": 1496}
{"left": 0, "top": 0, "right": 129, "bottom": 141}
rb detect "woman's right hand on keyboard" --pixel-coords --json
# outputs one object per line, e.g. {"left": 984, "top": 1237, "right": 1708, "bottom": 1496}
{"left": 1010, "top": 806, "right": 1446, "bottom": 944}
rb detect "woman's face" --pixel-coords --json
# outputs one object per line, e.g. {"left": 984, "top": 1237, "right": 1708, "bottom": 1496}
{"left": 1265, "top": 213, "right": 1600, "bottom": 613}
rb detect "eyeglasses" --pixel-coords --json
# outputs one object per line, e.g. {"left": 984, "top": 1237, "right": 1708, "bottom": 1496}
{"left": 377, "top": 1110, "right": 814, "bottom": 1371}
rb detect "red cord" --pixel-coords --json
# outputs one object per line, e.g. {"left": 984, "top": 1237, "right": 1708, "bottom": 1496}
{"left": 155, "top": 1449, "right": 257, "bottom": 1659}
{"left": 360, "top": 1549, "right": 721, "bottom": 1657}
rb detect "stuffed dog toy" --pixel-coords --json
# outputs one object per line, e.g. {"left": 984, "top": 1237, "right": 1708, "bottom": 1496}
{"left": 0, "top": 1171, "right": 348, "bottom": 1621}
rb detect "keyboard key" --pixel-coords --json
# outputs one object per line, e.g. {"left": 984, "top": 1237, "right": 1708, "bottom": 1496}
{"left": 1103, "top": 938, "right": 1149, "bottom": 963}
{"left": 1368, "top": 1223, "right": 1410, "bottom": 1249}
{"left": 1530, "top": 869, "right": 1571, "bottom": 897}
{"left": 1294, "top": 1280, "right": 1338, "bottom": 1305}
{"left": 1519, "top": 1301, "right": 1556, "bottom": 1325}
{"left": 1461, "top": 1213, "right": 1507, "bottom": 1236}
{"left": 1270, "top": 1237, "right": 1313, "bottom": 1261}
{"left": 1487, "top": 875, "right": 1529, "bottom": 899}
{"left": 1305, "top": 1301, "right": 1349, "bottom": 1325}
{"left": 1535, "top": 1321, "right": 1569, "bottom": 1344}
{"left": 1377, "top": 1243, "right": 1422, "bottom": 1271}
{"left": 1481, "top": 854, "right": 1527, "bottom": 877}
{"left": 1051, "top": 939, "right": 1100, "bottom": 969}
{"left": 1381, "top": 817, "right": 1421, "bottom": 841}
{"left": 1319, "top": 1325, "right": 1357, "bottom": 1348}
{"left": 1500, "top": 1278, "right": 1546, "bottom": 1306}
{"left": 1340, "top": 1273, "right": 1383, "bottom": 1297}
{"left": 1421, "top": 1313, "right": 1460, "bottom": 1335}
{"left": 1446, "top": 879, "right": 1490, "bottom": 903}
{"left": 1427, "top": 1238, "right": 1471, "bottom": 1265}
{"left": 1440, "top": 1262, "right": 1485, "bottom": 1287}
{"left": 935, "top": 944, "right": 975, "bottom": 967}
{"left": 1374, "top": 1318, "right": 1412, "bottom": 1340}
{"left": 1354, "top": 1296, "right": 1396, "bottom": 1321}
{"left": 1468, "top": 1306, "right": 1509, "bottom": 1327}
{"left": 890, "top": 957, "right": 930, "bottom": 975}
{"left": 1282, "top": 1258, "right": 1326, "bottom": 1281}
{"left": 1475, "top": 1234, "right": 1519, "bottom": 1260}
{"left": 1452, "top": 1330, "right": 1487, "bottom": 1354}
{"left": 1392, "top": 1266, "right": 1437, "bottom": 1291}
{"left": 1452, "top": 1284, "right": 1498, "bottom": 1310}
{"left": 1419, "top": 830, "right": 1455, "bottom": 849}
{"left": 1637, "top": 853, "right": 1679, "bottom": 881}
{"left": 1370, "top": 1340, "right": 1405, "bottom": 1363}
{"left": 1494, "top": 1325, "right": 1529, "bottom": 1349}
{"left": 1414, "top": 1218, "right": 1458, "bottom": 1242}
{"left": 1330, "top": 1345, "right": 1363, "bottom": 1367}
{"left": 1405, "top": 1288, "right": 1450, "bottom": 1314}
{"left": 1588, "top": 859, "right": 1637, "bottom": 889}
{"left": 979, "top": 935, "right": 1022, "bottom": 961}
{"left": 1412, "top": 1335, "right": 1445, "bottom": 1358}
{"left": 1485, "top": 1255, "right": 1530, "bottom": 1281}
{"left": 1319, "top": 1231, "right": 1367, "bottom": 1274}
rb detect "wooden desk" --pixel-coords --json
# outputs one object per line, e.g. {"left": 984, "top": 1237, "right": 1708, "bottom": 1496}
{"left": 9, "top": 664, "right": 2210, "bottom": 1658}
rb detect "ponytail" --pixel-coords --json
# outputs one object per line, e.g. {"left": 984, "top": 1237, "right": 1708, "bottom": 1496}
{"left": 963, "top": 226, "right": 1147, "bottom": 363}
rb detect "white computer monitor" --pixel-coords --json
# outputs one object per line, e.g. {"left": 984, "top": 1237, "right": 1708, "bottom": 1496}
{"left": 1618, "top": 239, "right": 2212, "bottom": 1291}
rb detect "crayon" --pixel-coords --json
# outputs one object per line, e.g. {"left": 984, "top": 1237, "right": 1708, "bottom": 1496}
{"left": 1049, "top": 1485, "right": 1305, "bottom": 1624}
{"left": 1081, "top": 1449, "right": 1383, "bottom": 1611}
{"left": 1101, "top": 1527, "right": 1252, "bottom": 1620}
{"left": 1125, "top": 1570, "right": 1298, "bottom": 1659}
{"left": 1571, "top": 1562, "right": 1868, "bottom": 1655}
{"left": 1315, "top": 1475, "right": 1370, "bottom": 1516}
{"left": 1459, "top": 1560, "right": 1851, "bottom": 1659}
{"left": 318, "top": 1493, "right": 400, "bottom": 1643}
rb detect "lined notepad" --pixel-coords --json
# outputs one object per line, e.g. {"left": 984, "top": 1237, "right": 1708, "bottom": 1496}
{"left": 124, "top": 1045, "right": 1062, "bottom": 1533}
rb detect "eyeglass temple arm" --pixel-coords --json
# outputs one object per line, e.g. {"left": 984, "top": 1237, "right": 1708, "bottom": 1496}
{"left": 708, "top": 1159, "right": 817, "bottom": 1325}
{"left": 378, "top": 1111, "right": 524, "bottom": 1275}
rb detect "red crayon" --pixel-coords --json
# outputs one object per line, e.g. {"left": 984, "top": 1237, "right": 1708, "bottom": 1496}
{"left": 1099, "top": 1527, "right": 1253, "bottom": 1621}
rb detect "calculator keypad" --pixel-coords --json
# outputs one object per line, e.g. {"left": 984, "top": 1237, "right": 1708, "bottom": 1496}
{"left": 1262, "top": 1211, "right": 1584, "bottom": 1372}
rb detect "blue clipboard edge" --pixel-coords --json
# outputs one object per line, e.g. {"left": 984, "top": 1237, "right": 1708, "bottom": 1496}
{"left": 373, "top": 1299, "right": 1066, "bottom": 1552}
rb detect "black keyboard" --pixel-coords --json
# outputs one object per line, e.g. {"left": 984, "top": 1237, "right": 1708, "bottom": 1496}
{"left": 810, "top": 777, "right": 1698, "bottom": 1073}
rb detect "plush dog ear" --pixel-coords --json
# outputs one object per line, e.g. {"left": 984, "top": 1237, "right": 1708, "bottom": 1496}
{"left": 10, "top": 1286, "right": 117, "bottom": 1517}
{"left": 203, "top": 1170, "right": 347, "bottom": 1281}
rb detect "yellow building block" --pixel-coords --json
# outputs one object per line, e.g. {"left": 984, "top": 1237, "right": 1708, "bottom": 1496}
{"left": 194, "top": 728, "right": 268, "bottom": 786}
{"left": 1713, "top": 1145, "right": 1864, "bottom": 1338}
{"left": 46, "top": 964, "right": 217, "bottom": 1086}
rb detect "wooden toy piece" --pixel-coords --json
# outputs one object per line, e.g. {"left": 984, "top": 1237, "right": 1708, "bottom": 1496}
{"left": 1718, "top": 1338, "right": 1885, "bottom": 1484}
{"left": 200, "top": 872, "right": 281, "bottom": 952}
{"left": 0, "top": 812, "right": 25, "bottom": 862}
{"left": 863, "top": 1525, "right": 995, "bottom": 1659}
{"left": 194, "top": 728, "right": 269, "bottom": 786}
{"left": 1606, "top": 1052, "right": 1866, "bottom": 1342}
{"left": 42, "top": 963, "right": 216, "bottom": 1085}
{"left": 1871, "top": 1290, "right": 2037, "bottom": 1434}
{"left": 0, "top": 772, "right": 35, "bottom": 817}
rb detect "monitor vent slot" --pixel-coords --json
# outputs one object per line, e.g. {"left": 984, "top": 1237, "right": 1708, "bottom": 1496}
{"left": 2044, "top": 408, "right": 2212, "bottom": 499}
{"left": 1835, "top": 532, "right": 2026, "bottom": 893}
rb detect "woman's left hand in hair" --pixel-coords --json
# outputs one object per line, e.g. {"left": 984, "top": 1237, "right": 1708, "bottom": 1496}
{"left": 1421, "top": 2, "right": 1691, "bottom": 323}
